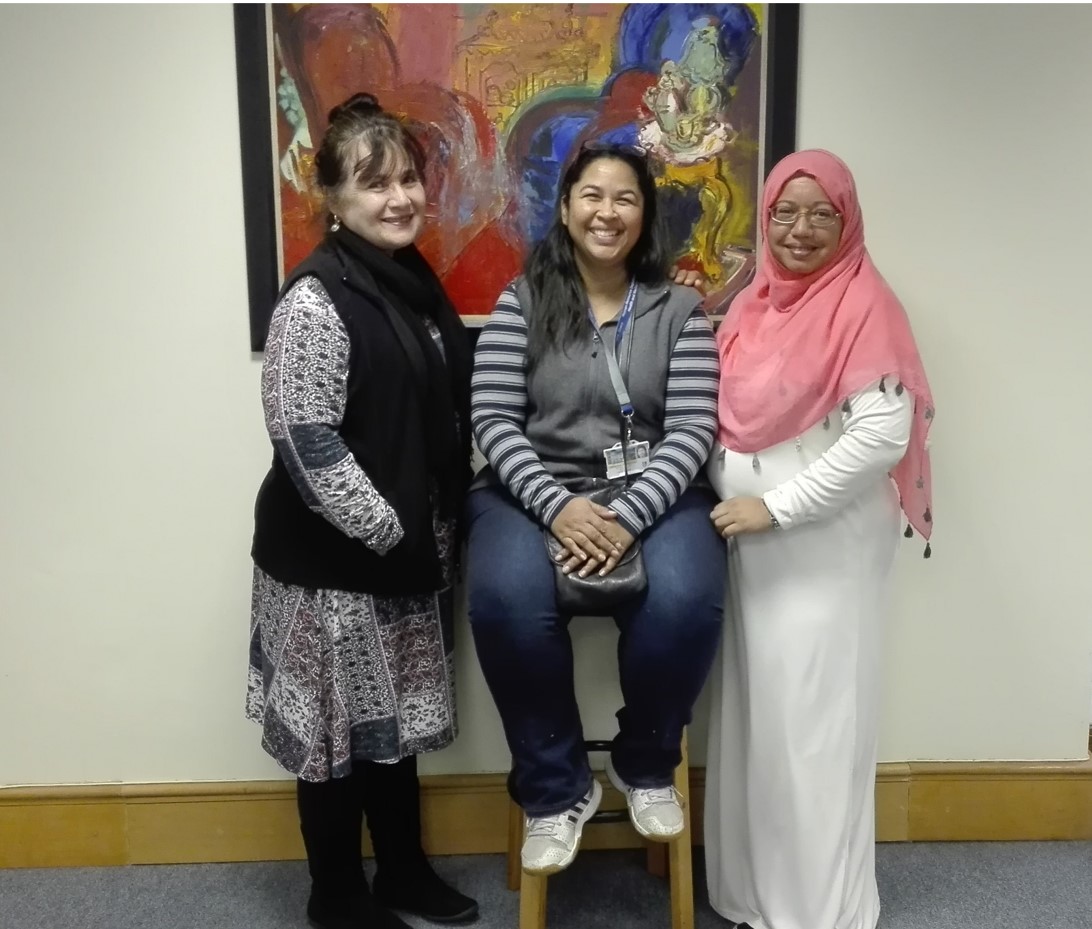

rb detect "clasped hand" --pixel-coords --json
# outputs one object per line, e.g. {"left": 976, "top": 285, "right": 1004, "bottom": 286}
{"left": 550, "top": 498, "right": 635, "bottom": 578}
{"left": 710, "top": 496, "right": 773, "bottom": 538}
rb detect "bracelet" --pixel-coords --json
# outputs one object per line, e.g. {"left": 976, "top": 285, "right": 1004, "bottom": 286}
{"left": 762, "top": 500, "right": 780, "bottom": 529}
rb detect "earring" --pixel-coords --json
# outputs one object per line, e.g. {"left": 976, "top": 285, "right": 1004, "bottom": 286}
{"left": 330, "top": 215, "right": 341, "bottom": 232}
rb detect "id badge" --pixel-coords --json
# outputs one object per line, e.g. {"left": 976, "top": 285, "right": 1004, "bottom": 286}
{"left": 603, "top": 440, "right": 651, "bottom": 480}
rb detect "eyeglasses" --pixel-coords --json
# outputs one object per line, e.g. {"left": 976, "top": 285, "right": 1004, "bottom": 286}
{"left": 768, "top": 204, "right": 841, "bottom": 228}
{"left": 581, "top": 139, "right": 649, "bottom": 160}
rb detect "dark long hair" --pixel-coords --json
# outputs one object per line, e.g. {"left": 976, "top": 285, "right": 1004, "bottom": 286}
{"left": 524, "top": 145, "right": 669, "bottom": 361}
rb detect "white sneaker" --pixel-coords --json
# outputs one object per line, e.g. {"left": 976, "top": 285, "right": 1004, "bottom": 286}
{"left": 605, "top": 755, "right": 684, "bottom": 841}
{"left": 520, "top": 779, "right": 602, "bottom": 875}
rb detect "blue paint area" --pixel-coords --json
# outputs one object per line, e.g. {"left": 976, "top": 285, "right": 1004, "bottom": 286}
{"left": 617, "top": 3, "right": 758, "bottom": 84}
{"left": 658, "top": 183, "right": 705, "bottom": 257}
{"left": 588, "top": 118, "right": 642, "bottom": 150}
{"left": 507, "top": 4, "right": 759, "bottom": 248}
{"left": 516, "top": 111, "right": 595, "bottom": 244}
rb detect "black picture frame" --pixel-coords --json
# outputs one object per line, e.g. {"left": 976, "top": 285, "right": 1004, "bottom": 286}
{"left": 234, "top": 3, "right": 799, "bottom": 351}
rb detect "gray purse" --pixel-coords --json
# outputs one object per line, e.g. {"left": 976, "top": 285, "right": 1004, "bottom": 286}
{"left": 544, "top": 480, "right": 647, "bottom": 615}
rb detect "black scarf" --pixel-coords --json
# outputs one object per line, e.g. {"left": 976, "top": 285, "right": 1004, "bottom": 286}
{"left": 331, "top": 226, "right": 473, "bottom": 521}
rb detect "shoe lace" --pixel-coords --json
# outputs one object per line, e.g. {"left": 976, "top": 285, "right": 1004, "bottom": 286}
{"left": 526, "top": 813, "right": 568, "bottom": 839}
{"left": 636, "top": 785, "right": 679, "bottom": 805}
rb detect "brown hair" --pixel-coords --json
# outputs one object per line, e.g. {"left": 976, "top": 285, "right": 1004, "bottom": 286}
{"left": 313, "top": 92, "right": 427, "bottom": 205}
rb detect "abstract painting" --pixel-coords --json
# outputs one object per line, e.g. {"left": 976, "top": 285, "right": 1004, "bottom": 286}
{"left": 235, "top": 3, "right": 798, "bottom": 349}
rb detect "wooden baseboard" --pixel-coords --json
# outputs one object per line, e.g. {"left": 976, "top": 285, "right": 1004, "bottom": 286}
{"left": 3, "top": 754, "right": 1090, "bottom": 869}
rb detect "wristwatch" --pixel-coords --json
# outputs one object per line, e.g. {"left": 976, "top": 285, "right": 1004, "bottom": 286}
{"left": 762, "top": 499, "right": 780, "bottom": 530}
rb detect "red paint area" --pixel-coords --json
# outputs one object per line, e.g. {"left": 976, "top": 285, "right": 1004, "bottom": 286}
{"left": 439, "top": 225, "right": 524, "bottom": 317}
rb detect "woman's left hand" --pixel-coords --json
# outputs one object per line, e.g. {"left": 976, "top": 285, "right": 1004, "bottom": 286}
{"left": 711, "top": 497, "right": 774, "bottom": 538}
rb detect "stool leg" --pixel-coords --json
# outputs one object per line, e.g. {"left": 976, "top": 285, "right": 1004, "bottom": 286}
{"left": 646, "top": 841, "right": 668, "bottom": 878}
{"left": 507, "top": 798, "right": 524, "bottom": 891}
{"left": 511, "top": 795, "right": 547, "bottom": 928}
{"left": 519, "top": 871, "right": 548, "bottom": 929}
{"left": 669, "top": 731, "right": 694, "bottom": 929}
{"left": 668, "top": 831, "right": 694, "bottom": 929}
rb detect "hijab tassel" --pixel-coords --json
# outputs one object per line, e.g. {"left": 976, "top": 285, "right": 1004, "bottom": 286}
{"left": 751, "top": 453, "right": 761, "bottom": 474}
{"left": 879, "top": 376, "right": 887, "bottom": 393}
{"left": 904, "top": 525, "right": 913, "bottom": 538}
{"left": 842, "top": 398, "right": 852, "bottom": 415}
{"left": 823, "top": 415, "right": 830, "bottom": 430}
{"left": 895, "top": 381, "right": 904, "bottom": 396}
{"left": 923, "top": 542, "right": 932, "bottom": 559}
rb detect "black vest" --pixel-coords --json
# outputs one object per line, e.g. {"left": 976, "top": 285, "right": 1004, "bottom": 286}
{"left": 251, "top": 241, "right": 464, "bottom": 594}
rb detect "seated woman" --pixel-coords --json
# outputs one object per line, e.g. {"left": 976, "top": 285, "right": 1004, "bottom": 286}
{"left": 466, "top": 142, "right": 726, "bottom": 875}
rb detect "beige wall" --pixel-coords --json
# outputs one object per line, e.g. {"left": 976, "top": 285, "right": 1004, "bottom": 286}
{"left": 0, "top": 3, "right": 1088, "bottom": 787}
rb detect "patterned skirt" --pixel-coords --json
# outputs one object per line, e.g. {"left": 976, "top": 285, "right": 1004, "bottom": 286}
{"left": 246, "top": 520, "right": 458, "bottom": 782}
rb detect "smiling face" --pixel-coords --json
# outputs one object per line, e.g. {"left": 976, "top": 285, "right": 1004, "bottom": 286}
{"left": 767, "top": 175, "right": 843, "bottom": 275}
{"left": 561, "top": 156, "right": 645, "bottom": 277}
{"left": 331, "top": 142, "right": 425, "bottom": 253}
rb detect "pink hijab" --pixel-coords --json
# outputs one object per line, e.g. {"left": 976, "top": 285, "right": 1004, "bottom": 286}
{"left": 716, "top": 150, "right": 934, "bottom": 541}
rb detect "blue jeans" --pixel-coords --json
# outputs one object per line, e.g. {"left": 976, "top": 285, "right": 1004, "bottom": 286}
{"left": 466, "top": 485, "right": 726, "bottom": 816}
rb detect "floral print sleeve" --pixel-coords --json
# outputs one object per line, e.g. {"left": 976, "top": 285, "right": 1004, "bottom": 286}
{"left": 261, "top": 276, "right": 403, "bottom": 554}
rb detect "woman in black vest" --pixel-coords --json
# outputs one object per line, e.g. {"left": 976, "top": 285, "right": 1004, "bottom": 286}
{"left": 247, "top": 93, "right": 476, "bottom": 929}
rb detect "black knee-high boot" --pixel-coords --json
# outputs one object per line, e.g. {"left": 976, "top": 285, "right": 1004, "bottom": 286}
{"left": 297, "top": 776, "right": 412, "bottom": 929}
{"left": 358, "top": 757, "right": 479, "bottom": 924}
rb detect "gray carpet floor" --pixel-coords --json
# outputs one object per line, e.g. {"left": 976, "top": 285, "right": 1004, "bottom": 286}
{"left": 1, "top": 843, "right": 1090, "bottom": 929}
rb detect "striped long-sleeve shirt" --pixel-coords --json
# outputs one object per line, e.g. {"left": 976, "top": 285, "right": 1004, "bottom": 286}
{"left": 471, "top": 280, "right": 719, "bottom": 538}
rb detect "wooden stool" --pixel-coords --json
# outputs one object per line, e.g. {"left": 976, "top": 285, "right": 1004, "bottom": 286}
{"left": 506, "top": 732, "right": 693, "bottom": 929}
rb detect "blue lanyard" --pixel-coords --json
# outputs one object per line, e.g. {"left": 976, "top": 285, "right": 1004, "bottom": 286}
{"left": 587, "top": 280, "right": 638, "bottom": 357}
{"left": 612, "top": 280, "right": 638, "bottom": 354}
{"left": 588, "top": 280, "right": 639, "bottom": 424}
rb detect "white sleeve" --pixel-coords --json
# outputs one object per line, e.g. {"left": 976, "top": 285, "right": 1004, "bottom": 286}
{"left": 762, "top": 377, "right": 913, "bottom": 529}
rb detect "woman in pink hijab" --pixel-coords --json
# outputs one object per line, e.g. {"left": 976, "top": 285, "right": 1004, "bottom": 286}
{"left": 703, "top": 150, "right": 933, "bottom": 929}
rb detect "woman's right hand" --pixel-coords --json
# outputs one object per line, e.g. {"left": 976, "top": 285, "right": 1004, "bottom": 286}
{"left": 556, "top": 518, "right": 635, "bottom": 578}
{"left": 550, "top": 498, "right": 621, "bottom": 569}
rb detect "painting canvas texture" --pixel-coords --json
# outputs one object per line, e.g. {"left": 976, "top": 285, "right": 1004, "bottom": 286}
{"left": 271, "top": 3, "right": 769, "bottom": 318}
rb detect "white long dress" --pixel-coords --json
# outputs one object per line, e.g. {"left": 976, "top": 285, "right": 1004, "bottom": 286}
{"left": 704, "top": 377, "right": 914, "bottom": 929}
